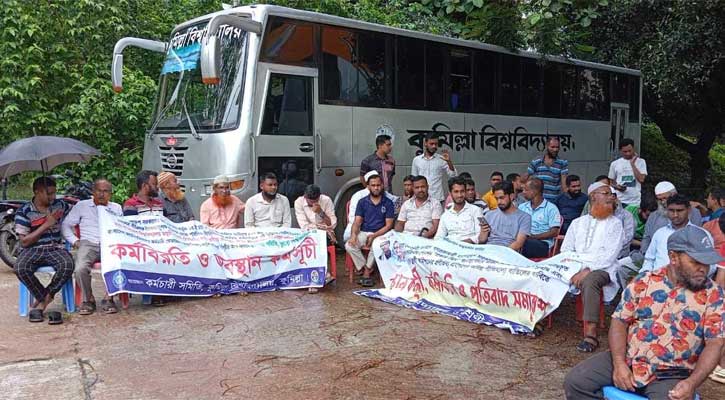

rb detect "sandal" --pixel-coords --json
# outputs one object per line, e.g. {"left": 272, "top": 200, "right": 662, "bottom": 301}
{"left": 79, "top": 301, "right": 96, "bottom": 315}
{"left": 151, "top": 296, "right": 166, "bottom": 307}
{"left": 101, "top": 299, "right": 118, "bottom": 314}
{"left": 360, "top": 277, "right": 375, "bottom": 287}
{"left": 709, "top": 366, "right": 725, "bottom": 384}
{"left": 576, "top": 336, "right": 599, "bottom": 353}
{"left": 28, "top": 309, "right": 44, "bottom": 323}
{"left": 47, "top": 311, "right": 63, "bottom": 325}
{"left": 308, "top": 287, "right": 319, "bottom": 294}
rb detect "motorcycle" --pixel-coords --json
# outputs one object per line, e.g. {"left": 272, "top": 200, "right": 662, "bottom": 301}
{"left": 0, "top": 170, "right": 93, "bottom": 270}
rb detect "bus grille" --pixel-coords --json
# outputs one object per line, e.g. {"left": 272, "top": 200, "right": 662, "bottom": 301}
{"left": 159, "top": 146, "right": 188, "bottom": 176}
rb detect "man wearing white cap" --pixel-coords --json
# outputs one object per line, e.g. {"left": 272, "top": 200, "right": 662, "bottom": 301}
{"left": 343, "top": 170, "right": 399, "bottom": 242}
{"left": 561, "top": 181, "right": 625, "bottom": 353}
{"left": 244, "top": 172, "right": 291, "bottom": 228}
{"left": 200, "top": 175, "right": 245, "bottom": 229}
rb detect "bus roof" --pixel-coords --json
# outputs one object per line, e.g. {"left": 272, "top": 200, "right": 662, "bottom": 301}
{"left": 177, "top": 4, "right": 641, "bottom": 77}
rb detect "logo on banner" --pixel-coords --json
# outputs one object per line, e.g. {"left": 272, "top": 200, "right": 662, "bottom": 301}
{"left": 310, "top": 270, "right": 320, "bottom": 284}
{"left": 112, "top": 271, "right": 128, "bottom": 289}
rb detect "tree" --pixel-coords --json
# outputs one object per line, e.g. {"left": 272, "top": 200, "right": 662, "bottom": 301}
{"left": 589, "top": 0, "right": 725, "bottom": 191}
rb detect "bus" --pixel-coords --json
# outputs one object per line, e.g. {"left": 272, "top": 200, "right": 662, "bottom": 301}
{"left": 112, "top": 4, "right": 641, "bottom": 238}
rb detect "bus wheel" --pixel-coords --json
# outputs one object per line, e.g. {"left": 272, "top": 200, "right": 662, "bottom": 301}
{"left": 333, "top": 185, "right": 362, "bottom": 248}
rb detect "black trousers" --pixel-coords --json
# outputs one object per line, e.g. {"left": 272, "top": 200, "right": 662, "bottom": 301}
{"left": 15, "top": 246, "right": 74, "bottom": 303}
{"left": 522, "top": 238, "right": 550, "bottom": 258}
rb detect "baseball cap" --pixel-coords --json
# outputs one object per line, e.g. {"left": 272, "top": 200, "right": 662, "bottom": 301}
{"left": 667, "top": 225, "right": 724, "bottom": 265}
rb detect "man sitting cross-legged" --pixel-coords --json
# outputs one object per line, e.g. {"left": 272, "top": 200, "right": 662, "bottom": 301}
{"left": 564, "top": 225, "right": 725, "bottom": 400}
{"left": 345, "top": 173, "right": 395, "bottom": 287}
{"left": 61, "top": 179, "right": 123, "bottom": 315}
{"left": 560, "top": 182, "right": 625, "bottom": 352}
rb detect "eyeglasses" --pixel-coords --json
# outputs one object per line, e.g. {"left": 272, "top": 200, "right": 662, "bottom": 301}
{"left": 593, "top": 191, "right": 615, "bottom": 196}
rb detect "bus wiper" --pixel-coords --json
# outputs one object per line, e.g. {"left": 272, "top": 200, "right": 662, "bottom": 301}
{"left": 147, "top": 50, "right": 185, "bottom": 140}
{"left": 181, "top": 97, "right": 202, "bottom": 141}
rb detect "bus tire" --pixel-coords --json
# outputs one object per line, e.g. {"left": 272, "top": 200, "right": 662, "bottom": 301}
{"left": 333, "top": 185, "right": 362, "bottom": 248}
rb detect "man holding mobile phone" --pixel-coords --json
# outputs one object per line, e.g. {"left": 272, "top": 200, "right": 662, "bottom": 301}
{"left": 478, "top": 181, "right": 531, "bottom": 253}
{"left": 565, "top": 226, "right": 725, "bottom": 399}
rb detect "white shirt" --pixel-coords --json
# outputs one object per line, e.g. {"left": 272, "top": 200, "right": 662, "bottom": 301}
{"left": 642, "top": 222, "right": 716, "bottom": 276}
{"left": 61, "top": 199, "right": 123, "bottom": 245}
{"left": 343, "top": 188, "right": 398, "bottom": 241}
{"left": 411, "top": 153, "right": 457, "bottom": 202}
{"left": 243, "top": 193, "right": 291, "bottom": 228}
{"left": 608, "top": 157, "right": 647, "bottom": 205}
{"left": 435, "top": 202, "right": 484, "bottom": 243}
{"left": 397, "top": 196, "right": 443, "bottom": 235}
{"left": 561, "top": 214, "right": 624, "bottom": 302}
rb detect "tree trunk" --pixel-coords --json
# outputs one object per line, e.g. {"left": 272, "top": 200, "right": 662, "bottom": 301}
{"left": 688, "top": 128, "right": 718, "bottom": 194}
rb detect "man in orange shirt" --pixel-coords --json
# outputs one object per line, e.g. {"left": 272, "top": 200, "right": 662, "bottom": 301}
{"left": 199, "top": 175, "right": 245, "bottom": 229}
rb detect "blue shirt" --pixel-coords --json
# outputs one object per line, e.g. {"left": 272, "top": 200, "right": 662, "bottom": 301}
{"left": 554, "top": 192, "right": 588, "bottom": 233}
{"left": 527, "top": 157, "right": 569, "bottom": 201}
{"left": 355, "top": 195, "right": 395, "bottom": 233}
{"left": 703, "top": 208, "right": 724, "bottom": 223}
{"left": 15, "top": 198, "right": 70, "bottom": 248}
{"left": 519, "top": 199, "right": 561, "bottom": 247}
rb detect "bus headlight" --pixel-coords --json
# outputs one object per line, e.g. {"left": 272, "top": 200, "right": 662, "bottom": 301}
{"left": 230, "top": 179, "right": 244, "bottom": 191}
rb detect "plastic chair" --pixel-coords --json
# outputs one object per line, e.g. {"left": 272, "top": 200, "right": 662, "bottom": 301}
{"left": 575, "top": 294, "right": 607, "bottom": 331}
{"left": 18, "top": 266, "right": 75, "bottom": 317}
{"left": 602, "top": 386, "right": 700, "bottom": 400}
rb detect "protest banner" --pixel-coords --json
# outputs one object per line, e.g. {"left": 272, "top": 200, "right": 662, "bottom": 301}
{"left": 356, "top": 232, "right": 587, "bottom": 334}
{"left": 98, "top": 209, "right": 327, "bottom": 296}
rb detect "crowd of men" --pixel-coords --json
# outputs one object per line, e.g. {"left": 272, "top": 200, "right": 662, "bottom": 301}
{"left": 11, "top": 130, "right": 725, "bottom": 396}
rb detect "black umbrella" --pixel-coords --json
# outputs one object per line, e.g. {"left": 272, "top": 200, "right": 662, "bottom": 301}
{"left": 0, "top": 136, "right": 101, "bottom": 178}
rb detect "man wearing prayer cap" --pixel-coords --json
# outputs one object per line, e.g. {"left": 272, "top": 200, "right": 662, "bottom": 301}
{"left": 158, "top": 171, "right": 195, "bottom": 223}
{"left": 199, "top": 174, "right": 245, "bottom": 229}
{"left": 560, "top": 181, "right": 625, "bottom": 352}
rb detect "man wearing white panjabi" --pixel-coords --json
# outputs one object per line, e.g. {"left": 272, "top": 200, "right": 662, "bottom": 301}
{"left": 561, "top": 181, "right": 625, "bottom": 353}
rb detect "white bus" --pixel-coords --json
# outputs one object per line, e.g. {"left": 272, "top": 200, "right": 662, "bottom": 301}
{"left": 112, "top": 4, "right": 641, "bottom": 237}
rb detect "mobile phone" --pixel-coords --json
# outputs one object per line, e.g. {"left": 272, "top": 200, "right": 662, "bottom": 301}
{"left": 654, "top": 368, "right": 691, "bottom": 380}
{"left": 418, "top": 228, "right": 429, "bottom": 236}
{"left": 478, "top": 216, "right": 489, "bottom": 226}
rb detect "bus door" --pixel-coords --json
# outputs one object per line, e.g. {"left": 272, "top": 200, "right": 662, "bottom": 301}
{"left": 255, "top": 64, "right": 319, "bottom": 207}
{"left": 609, "top": 103, "right": 629, "bottom": 160}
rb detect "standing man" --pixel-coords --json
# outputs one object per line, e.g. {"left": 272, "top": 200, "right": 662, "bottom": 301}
{"left": 346, "top": 173, "right": 395, "bottom": 287}
{"left": 360, "top": 134, "right": 395, "bottom": 193}
{"left": 519, "top": 177, "right": 562, "bottom": 258}
{"left": 527, "top": 136, "right": 569, "bottom": 202}
{"left": 62, "top": 179, "right": 123, "bottom": 315}
{"left": 294, "top": 184, "right": 337, "bottom": 243}
{"left": 395, "top": 176, "right": 443, "bottom": 238}
{"left": 410, "top": 133, "right": 457, "bottom": 203}
{"left": 554, "top": 175, "right": 588, "bottom": 234}
{"left": 608, "top": 138, "right": 647, "bottom": 208}
{"left": 481, "top": 171, "right": 504, "bottom": 210}
{"left": 564, "top": 226, "right": 724, "bottom": 399}
{"left": 561, "top": 182, "right": 625, "bottom": 352}
{"left": 14, "top": 177, "right": 74, "bottom": 324}
{"left": 123, "top": 170, "right": 163, "bottom": 216}
{"left": 479, "top": 181, "right": 531, "bottom": 253}
{"left": 157, "top": 171, "right": 195, "bottom": 223}
{"left": 245, "top": 172, "right": 291, "bottom": 228}
{"left": 200, "top": 175, "right": 245, "bottom": 229}
{"left": 436, "top": 176, "right": 488, "bottom": 244}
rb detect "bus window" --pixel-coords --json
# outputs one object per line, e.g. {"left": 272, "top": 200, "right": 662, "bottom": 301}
{"left": 579, "top": 68, "right": 609, "bottom": 120}
{"left": 521, "top": 58, "right": 542, "bottom": 115}
{"left": 356, "top": 31, "right": 387, "bottom": 106}
{"left": 561, "top": 65, "right": 578, "bottom": 117}
{"left": 500, "top": 54, "right": 521, "bottom": 114}
{"left": 543, "top": 63, "right": 562, "bottom": 117}
{"left": 261, "top": 74, "right": 313, "bottom": 136}
{"left": 322, "top": 26, "right": 358, "bottom": 103}
{"left": 258, "top": 157, "right": 313, "bottom": 206}
{"left": 474, "top": 50, "right": 496, "bottom": 113}
{"left": 260, "top": 18, "right": 314, "bottom": 66}
{"left": 395, "top": 37, "right": 424, "bottom": 108}
{"left": 629, "top": 76, "right": 640, "bottom": 122}
{"left": 449, "top": 48, "right": 472, "bottom": 112}
{"left": 610, "top": 73, "right": 629, "bottom": 103}
{"left": 425, "top": 43, "right": 447, "bottom": 111}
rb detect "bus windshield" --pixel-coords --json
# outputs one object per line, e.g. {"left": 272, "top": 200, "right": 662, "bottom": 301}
{"left": 153, "top": 21, "right": 248, "bottom": 133}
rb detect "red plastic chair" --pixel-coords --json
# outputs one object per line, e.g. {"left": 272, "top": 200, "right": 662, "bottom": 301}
{"left": 327, "top": 245, "right": 336, "bottom": 280}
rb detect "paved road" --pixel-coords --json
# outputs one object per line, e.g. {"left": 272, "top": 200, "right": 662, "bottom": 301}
{"left": 1, "top": 255, "right": 724, "bottom": 399}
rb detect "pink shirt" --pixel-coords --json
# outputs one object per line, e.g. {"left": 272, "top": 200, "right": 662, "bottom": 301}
{"left": 294, "top": 194, "right": 337, "bottom": 231}
{"left": 200, "top": 196, "right": 245, "bottom": 229}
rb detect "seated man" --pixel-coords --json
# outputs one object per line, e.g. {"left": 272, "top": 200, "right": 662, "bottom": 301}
{"left": 395, "top": 175, "right": 442, "bottom": 238}
{"left": 61, "top": 179, "right": 123, "bottom": 315}
{"left": 554, "top": 175, "right": 587, "bottom": 234}
{"left": 343, "top": 171, "right": 398, "bottom": 242}
{"left": 478, "top": 181, "right": 530, "bottom": 252}
{"left": 580, "top": 175, "right": 610, "bottom": 217}
{"left": 625, "top": 192, "right": 658, "bottom": 249}
{"left": 505, "top": 173, "right": 527, "bottom": 207}
{"left": 519, "top": 177, "right": 561, "bottom": 258}
{"left": 702, "top": 188, "right": 724, "bottom": 249}
{"left": 200, "top": 175, "right": 245, "bottom": 229}
{"left": 157, "top": 171, "right": 195, "bottom": 223}
{"left": 244, "top": 172, "right": 291, "bottom": 228}
{"left": 643, "top": 194, "right": 714, "bottom": 274}
{"left": 435, "top": 176, "right": 487, "bottom": 244}
{"left": 693, "top": 187, "right": 724, "bottom": 223}
{"left": 123, "top": 170, "right": 163, "bottom": 216}
{"left": 464, "top": 178, "right": 488, "bottom": 210}
{"left": 564, "top": 226, "right": 725, "bottom": 399}
{"left": 561, "top": 182, "right": 625, "bottom": 352}
{"left": 401, "top": 175, "right": 414, "bottom": 203}
{"left": 15, "top": 177, "right": 74, "bottom": 324}
{"left": 481, "top": 171, "right": 503, "bottom": 211}
{"left": 345, "top": 173, "right": 395, "bottom": 287}
{"left": 294, "top": 184, "right": 337, "bottom": 243}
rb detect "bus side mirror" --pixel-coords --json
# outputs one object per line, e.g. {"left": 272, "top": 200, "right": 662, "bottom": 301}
{"left": 111, "top": 37, "right": 167, "bottom": 93}
{"left": 200, "top": 15, "right": 262, "bottom": 86}
{"left": 112, "top": 54, "right": 124, "bottom": 93}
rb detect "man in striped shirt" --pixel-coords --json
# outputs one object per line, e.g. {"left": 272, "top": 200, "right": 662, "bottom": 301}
{"left": 527, "top": 136, "right": 569, "bottom": 202}
{"left": 123, "top": 170, "right": 164, "bottom": 216}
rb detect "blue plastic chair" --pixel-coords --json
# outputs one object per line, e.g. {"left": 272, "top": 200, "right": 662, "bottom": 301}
{"left": 18, "top": 266, "right": 76, "bottom": 317}
{"left": 603, "top": 386, "right": 699, "bottom": 400}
